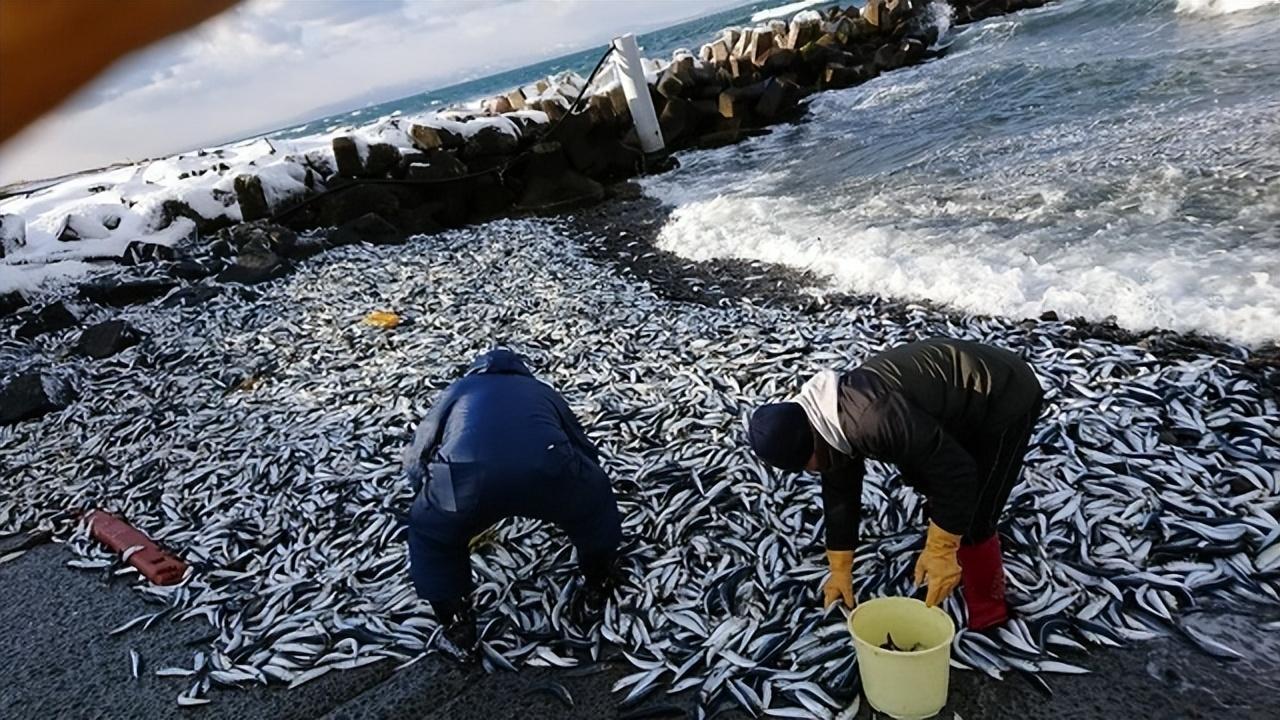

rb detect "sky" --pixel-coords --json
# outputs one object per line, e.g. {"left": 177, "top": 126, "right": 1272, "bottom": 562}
{"left": 0, "top": 0, "right": 751, "bottom": 186}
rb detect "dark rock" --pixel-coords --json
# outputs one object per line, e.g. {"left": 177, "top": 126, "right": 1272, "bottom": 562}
{"left": 332, "top": 136, "right": 364, "bottom": 177}
{"left": 168, "top": 260, "right": 215, "bottom": 281}
{"left": 607, "top": 84, "right": 630, "bottom": 120}
{"left": 396, "top": 152, "right": 428, "bottom": 179}
{"left": 0, "top": 291, "right": 28, "bottom": 317}
{"left": 234, "top": 174, "right": 272, "bottom": 222}
{"left": 755, "top": 78, "right": 800, "bottom": 120}
{"left": 697, "top": 127, "right": 768, "bottom": 150}
{"left": 209, "top": 237, "right": 236, "bottom": 258}
{"left": 0, "top": 213, "right": 25, "bottom": 258}
{"left": 158, "top": 197, "right": 234, "bottom": 236}
{"left": 468, "top": 174, "right": 514, "bottom": 218}
{"left": 75, "top": 320, "right": 139, "bottom": 359}
{"left": 214, "top": 221, "right": 298, "bottom": 257}
{"left": 718, "top": 88, "right": 755, "bottom": 120}
{"left": 364, "top": 143, "right": 402, "bottom": 178}
{"left": 1039, "top": 310, "right": 1059, "bottom": 322}
{"left": 822, "top": 62, "right": 877, "bottom": 89}
{"left": 463, "top": 126, "right": 519, "bottom": 158}
{"left": 517, "top": 142, "right": 603, "bottom": 210}
{"left": 80, "top": 279, "right": 177, "bottom": 307}
{"left": 216, "top": 244, "right": 289, "bottom": 286}
{"left": 552, "top": 113, "right": 602, "bottom": 176}
{"left": 875, "top": 42, "right": 906, "bottom": 71}
{"left": 120, "top": 240, "right": 177, "bottom": 266}
{"left": 406, "top": 149, "right": 469, "bottom": 181}
{"left": 763, "top": 48, "right": 797, "bottom": 73}
{"left": 659, "top": 97, "right": 695, "bottom": 145}
{"left": 393, "top": 203, "right": 445, "bottom": 236}
{"left": 0, "top": 372, "right": 74, "bottom": 425}
{"left": 409, "top": 124, "right": 465, "bottom": 152}
{"left": 901, "top": 38, "right": 927, "bottom": 65}
{"left": 15, "top": 301, "right": 77, "bottom": 340}
{"left": 317, "top": 184, "right": 402, "bottom": 227}
{"left": 162, "top": 286, "right": 221, "bottom": 308}
{"left": 656, "top": 69, "right": 686, "bottom": 99}
{"left": 329, "top": 213, "right": 404, "bottom": 247}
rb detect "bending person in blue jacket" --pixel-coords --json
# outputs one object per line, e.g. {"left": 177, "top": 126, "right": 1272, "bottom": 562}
{"left": 402, "top": 349, "right": 622, "bottom": 662}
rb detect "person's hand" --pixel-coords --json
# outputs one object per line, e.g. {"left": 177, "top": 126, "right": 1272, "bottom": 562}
{"left": 914, "top": 521, "right": 963, "bottom": 607}
{"left": 823, "top": 550, "right": 856, "bottom": 609}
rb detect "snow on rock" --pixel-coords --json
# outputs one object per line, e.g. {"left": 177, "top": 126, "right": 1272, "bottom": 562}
{"left": 0, "top": 38, "right": 633, "bottom": 295}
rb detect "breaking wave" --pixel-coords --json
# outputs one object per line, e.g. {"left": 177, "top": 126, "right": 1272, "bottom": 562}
{"left": 1176, "top": 0, "right": 1280, "bottom": 16}
{"left": 643, "top": 0, "right": 1280, "bottom": 345}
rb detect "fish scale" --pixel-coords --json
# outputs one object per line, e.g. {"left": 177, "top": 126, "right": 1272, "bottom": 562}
{"left": 1, "top": 218, "right": 1279, "bottom": 714}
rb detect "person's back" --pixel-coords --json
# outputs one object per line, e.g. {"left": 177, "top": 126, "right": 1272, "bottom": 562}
{"left": 858, "top": 337, "right": 1041, "bottom": 435}
{"left": 401, "top": 349, "right": 621, "bottom": 663}
{"left": 431, "top": 358, "right": 572, "bottom": 468}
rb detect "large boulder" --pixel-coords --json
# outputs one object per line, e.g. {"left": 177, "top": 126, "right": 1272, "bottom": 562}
{"left": 405, "top": 149, "right": 469, "bottom": 181}
{"left": 332, "top": 136, "right": 364, "bottom": 177}
{"left": 15, "top": 301, "right": 77, "bottom": 340}
{"left": 216, "top": 243, "right": 289, "bottom": 285}
{"left": 462, "top": 126, "right": 519, "bottom": 158}
{"left": 754, "top": 78, "right": 801, "bottom": 120}
{"left": 0, "top": 291, "right": 28, "bottom": 317}
{"left": 316, "top": 184, "right": 402, "bottom": 228}
{"left": 517, "top": 142, "right": 604, "bottom": 210}
{"left": 0, "top": 372, "right": 74, "bottom": 425}
{"left": 0, "top": 214, "right": 25, "bottom": 258}
{"left": 120, "top": 240, "right": 178, "bottom": 266}
{"left": 234, "top": 174, "right": 272, "bottom": 222}
{"left": 409, "top": 124, "right": 465, "bottom": 152}
{"left": 364, "top": 143, "right": 402, "bottom": 178}
{"left": 168, "top": 260, "right": 216, "bottom": 281}
{"left": 213, "top": 220, "right": 299, "bottom": 258}
{"left": 80, "top": 278, "right": 178, "bottom": 307}
{"left": 75, "top": 320, "right": 140, "bottom": 359}
{"left": 328, "top": 213, "right": 403, "bottom": 246}
{"left": 162, "top": 286, "right": 221, "bottom": 308}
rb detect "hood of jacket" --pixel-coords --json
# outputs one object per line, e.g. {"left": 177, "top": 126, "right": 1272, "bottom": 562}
{"left": 790, "top": 369, "right": 853, "bottom": 456}
{"left": 465, "top": 349, "right": 532, "bottom": 377}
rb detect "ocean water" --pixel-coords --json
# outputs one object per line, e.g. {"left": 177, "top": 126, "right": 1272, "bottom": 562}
{"left": 638, "top": 0, "right": 1280, "bottom": 345}
{"left": 293, "top": 0, "right": 1278, "bottom": 345}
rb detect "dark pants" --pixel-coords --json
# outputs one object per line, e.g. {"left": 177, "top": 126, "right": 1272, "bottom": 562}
{"left": 407, "top": 445, "right": 622, "bottom": 608}
{"left": 961, "top": 396, "right": 1043, "bottom": 545}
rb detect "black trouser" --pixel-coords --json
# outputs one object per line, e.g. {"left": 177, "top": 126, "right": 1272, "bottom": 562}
{"left": 961, "top": 397, "right": 1043, "bottom": 545}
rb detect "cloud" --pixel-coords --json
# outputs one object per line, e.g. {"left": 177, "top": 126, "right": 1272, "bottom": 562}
{"left": 0, "top": 0, "right": 751, "bottom": 185}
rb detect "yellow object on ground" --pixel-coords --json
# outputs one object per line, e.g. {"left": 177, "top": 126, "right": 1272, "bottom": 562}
{"left": 913, "top": 521, "right": 963, "bottom": 607}
{"left": 847, "top": 596, "right": 955, "bottom": 719}
{"left": 363, "top": 310, "right": 400, "bottom": 329}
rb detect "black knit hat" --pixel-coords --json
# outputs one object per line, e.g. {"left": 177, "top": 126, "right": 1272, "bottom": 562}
{"left": 748, "top": 403, "right": 813, "bottom": 472}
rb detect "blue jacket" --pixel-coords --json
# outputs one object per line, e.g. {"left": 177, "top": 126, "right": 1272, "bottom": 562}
{"left": 402, "top": 349, "right": 599, "bottom": 499}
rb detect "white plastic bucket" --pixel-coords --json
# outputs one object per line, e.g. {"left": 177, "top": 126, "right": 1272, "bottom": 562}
{"left": 847, "top": 597, "right": 955, "bottom": 719}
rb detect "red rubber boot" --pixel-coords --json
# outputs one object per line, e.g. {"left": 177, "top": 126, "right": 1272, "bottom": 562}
{"left": 957, "top": 534, "right": 1008, "bottom": 631}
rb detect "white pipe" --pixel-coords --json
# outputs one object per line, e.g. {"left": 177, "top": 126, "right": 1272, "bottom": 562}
{"left": 612, "top": 33, "right": 665, "bottom": 154}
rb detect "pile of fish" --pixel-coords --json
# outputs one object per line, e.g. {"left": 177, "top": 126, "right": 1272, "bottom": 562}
{"left": 1, "top": 218, "right": 1278, "bottom": 716}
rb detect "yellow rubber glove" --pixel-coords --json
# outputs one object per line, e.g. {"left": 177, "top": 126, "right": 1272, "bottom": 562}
{"left": 823, "top": 550, "right": 856, "bottom": 609}
{"left": 914, "top": 521, "right": 963, "bottom": 607}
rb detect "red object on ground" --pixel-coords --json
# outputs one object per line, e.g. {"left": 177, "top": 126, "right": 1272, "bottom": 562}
{"left": 957, "top": 534, "right": 1009, "bottom": 631}
{"left": 85, "top": 510, "right": 186, "bottom": 585}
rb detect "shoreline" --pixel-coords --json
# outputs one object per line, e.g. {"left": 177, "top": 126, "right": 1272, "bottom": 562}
{"left": 567, "top": 187, "right": 1280, "bottom": 380}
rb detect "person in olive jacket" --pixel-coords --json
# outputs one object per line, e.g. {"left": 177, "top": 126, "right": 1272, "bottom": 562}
{"left": 748, "top": 337, "right": 1044, "bottom": 630}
